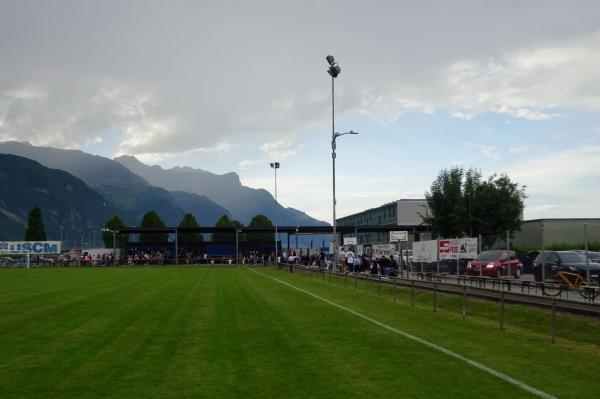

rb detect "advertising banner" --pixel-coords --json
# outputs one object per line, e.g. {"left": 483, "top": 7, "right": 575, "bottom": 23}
{"left": 438, "top": 239, "right": 460, "bottom": 260}
{"left": 371, "top": 243, "right": 396, "bottom": 258}
{"left": 389, "top": 231, "right": 408, "bottom": 242}
{"left": 0, "top": 241, "right": 61, "bottom": 255}
{"left": 413, "top": 240, "right": 438, "bottom": 263}
{"left": 356, "top": 244, "right": 364, "bottom": 256}
{"left": 459, "top": 238, "right": 478, "bottom": 259}
{"left": 343, "top": 237, "right": 357, "bottom": 245}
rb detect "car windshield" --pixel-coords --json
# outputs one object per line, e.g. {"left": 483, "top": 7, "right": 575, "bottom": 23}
{"left": 559, "top": 252, "right": 588, "bottom": 263}
{"left": 476, "top": 250, "right": 502, "bottom": 261}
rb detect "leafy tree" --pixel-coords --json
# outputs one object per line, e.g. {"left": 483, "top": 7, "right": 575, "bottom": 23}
{"left": 423, "top": 167, "right": 465, "bottom": 237}
{"left": 139, "top": 211, "right": 168, "bottom": 242}
{"left": 247, "top": 214, "right": 274, "bottom": 247}
{"left": 102, "top": 216, "right": 128, "bottom": 248}
{"left": 178, "top": 213, "right": 203, "bottom": 243}
{"left": 471, "top": 174, "right": 527, "bottom": 242}
{"left": 211, "top": 214, "right": 244, "bottom": 243}
{"left": 25, "top": 206, "right": 47, "bottom": 241}
{"left": 424, "top": 167, "right": 526, "bottom": 240}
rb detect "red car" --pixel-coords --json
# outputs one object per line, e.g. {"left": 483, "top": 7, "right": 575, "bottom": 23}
{"left": 465, "top": 250, "right": 522, "bottom": 278}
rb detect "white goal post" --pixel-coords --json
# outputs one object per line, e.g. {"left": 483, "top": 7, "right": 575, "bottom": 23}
{"left": 0, "top": 249, "right": 30, "bottom": 269}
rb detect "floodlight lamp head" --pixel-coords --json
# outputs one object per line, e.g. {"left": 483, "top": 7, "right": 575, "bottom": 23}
{"left": 327, "top": 64, "right": 341, "bottom": 78}
{"left": 326, "top": 55, "right": 335, "bottom": 65}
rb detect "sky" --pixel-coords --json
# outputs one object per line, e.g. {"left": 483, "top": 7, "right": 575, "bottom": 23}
{"left": 1, "top": 0, "right": 600, "bottom": 223}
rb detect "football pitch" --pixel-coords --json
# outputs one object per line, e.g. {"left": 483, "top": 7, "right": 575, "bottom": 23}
{"left": 1, "top": 267, "right": 599, "bottom": 398}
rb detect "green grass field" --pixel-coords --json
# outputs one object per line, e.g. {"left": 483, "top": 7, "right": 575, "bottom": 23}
{"left": 1, "top": 267, "right": 599, "bottom": 398}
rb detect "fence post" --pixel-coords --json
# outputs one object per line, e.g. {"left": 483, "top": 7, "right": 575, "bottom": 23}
{"left": 354, "top": 273, "right": 357, "bottom": 290}
{"left": 433, "top": 282, "right": 437, "bottom": 312}
{"left": 478, "top": 234, "right": 482, "bottom": 277}
{"left": 584, "top": 223, "right": 590, "bottom": 286}
{"left": 379, "top": 274, "right": 382, "bottom": 295}
{"left": 499, "top": 291, "right": 505, "bottom": 330}
{"left": 551, "top": 300, "right": 557, "bottom": 344}
{"left": 462, "top": 285, "right": 467, "bottom": 318}
{"left": 411, "top": 280, "right": 415, "bottom": 306}
{"left": 506, "top": 230, "right": 510, "bottom": 279}
{"left": 393, "top": 276, "right": 397, "bottom": 303}
{"left": 541, "top": 223, "right": 546, "bottom": 282}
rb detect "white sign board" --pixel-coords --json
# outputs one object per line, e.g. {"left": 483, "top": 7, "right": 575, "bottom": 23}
{"left": 459, "top": 238, "right": 478, "bottom": 259}
{"left": 343, "top": 237, "right": 357, "bottom": 245}
{"left": 438, "top": 239, "right": 460, "bottom": 260}
{"left": 389, "top": 231, "right": 408, "bottom": 242}
{"left": 413, "top": 240, "right": 438, "bottom": 263}
{"left": 371, "top": 243, "right": 396, "bottom": 258}
{"left": 0, "top": 241, "right": 62, "bottom": 254}
{"left": 356, "top": 244, "right": 364, "bottom": 256}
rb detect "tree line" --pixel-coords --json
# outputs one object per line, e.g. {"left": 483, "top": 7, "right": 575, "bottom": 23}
{"left": 21, "top": 205, "right": 275, "bottom": 248}
{"left": 101, "top": 212, "right": 274, "bottom": 248}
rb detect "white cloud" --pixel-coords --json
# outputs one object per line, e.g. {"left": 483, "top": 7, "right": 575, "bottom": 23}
{"left": 509, "top": 145, "right": 531, "bottom": 154}
{"left": 509, "top": 145, "right": 600, "bottom": 184}
{"left": 237, "top": 138, "right": 299, "bottom": 170}
{"left": 128, "top": 141, "right": 234, "bottom": 164}
{"left": 527, "top": 204, "right": 560, "bottom": 212}
{"left": 463, "top": 142, "right": 500, "bottom": 160}
{"left": 441, "top": 32, "right": 600, "bottom": 121}
{"left": 507, "top": 145, "right": 600, "bottom": 218}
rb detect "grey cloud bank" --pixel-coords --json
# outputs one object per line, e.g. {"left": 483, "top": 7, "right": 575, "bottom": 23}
{"left": 2, "top": 0, "right": 600, "bottom": 158}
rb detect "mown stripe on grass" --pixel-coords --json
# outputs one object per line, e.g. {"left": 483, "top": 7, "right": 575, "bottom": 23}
{"left": 250, "top": 268, "right": 557, "bottom": 399}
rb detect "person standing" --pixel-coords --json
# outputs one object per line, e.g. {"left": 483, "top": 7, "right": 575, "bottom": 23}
{"left": 338, "top": 248, "right": 346, "bottom": 272}
{"left": 345, "top": 249, "right": 354, "bottom": 273}
{"left": 319, "top": 249, "right": 326, "bottom": 269}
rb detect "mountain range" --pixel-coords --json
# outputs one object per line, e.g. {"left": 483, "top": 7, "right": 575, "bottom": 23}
{"left": 0, "top": 154, "right": 115, "bottom": 242}
{"left": 0, "top": 141, "right": 328, "bottom": 242}
{"left": 114, "top": 155, "right": 325, "bottom": 226}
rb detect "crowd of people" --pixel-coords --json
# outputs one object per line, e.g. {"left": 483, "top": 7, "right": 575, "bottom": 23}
{"left": 26, "top": 247, "right": 403, "bottom": 275}
{"left": 271, "top": 247, "right": 401, "bottom": 277}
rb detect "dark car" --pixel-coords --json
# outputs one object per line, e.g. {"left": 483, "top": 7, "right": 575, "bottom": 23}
{"left": 412, "top": 260, "right": 452, "bottom": 274}
{"left": 522, "top": 250, "right": 540, "bottom": 273}
{"left": 575, "top": 250, "right": 600, "bottom": 263}
{"left": 533, "top": 251, "right": 600, "bottom": 285}
{"left": 465, "top": 250, "right": 521, "bottom": 278}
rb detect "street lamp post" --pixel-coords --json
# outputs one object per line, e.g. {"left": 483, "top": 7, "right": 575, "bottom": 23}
{"left": 326, "top": 55, "right": 359, "bottom": 271}
{"left": 101, "top": 228, "right": 117, "bottom": 266}
{"left": 270, "top": 162, "right": 280, "bottom": 265}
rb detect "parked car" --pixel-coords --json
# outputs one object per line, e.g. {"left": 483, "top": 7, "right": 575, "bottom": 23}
{"left": 412, "top": 260, "right": 451, "bottom": 274}
{"left": 522, "top": 250, "right": 540, "bottom": 273}
{"left": 412, "top": 259, "right": 469, "bottom": 274}
{"left": 465, "top": 250, "right": 522, "bottom": 278}
{"left": 575, "top": 250, "right": 600, "bottom": 263}
{"left": 533, "top": 251, "right": 600, "bottom": 285}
